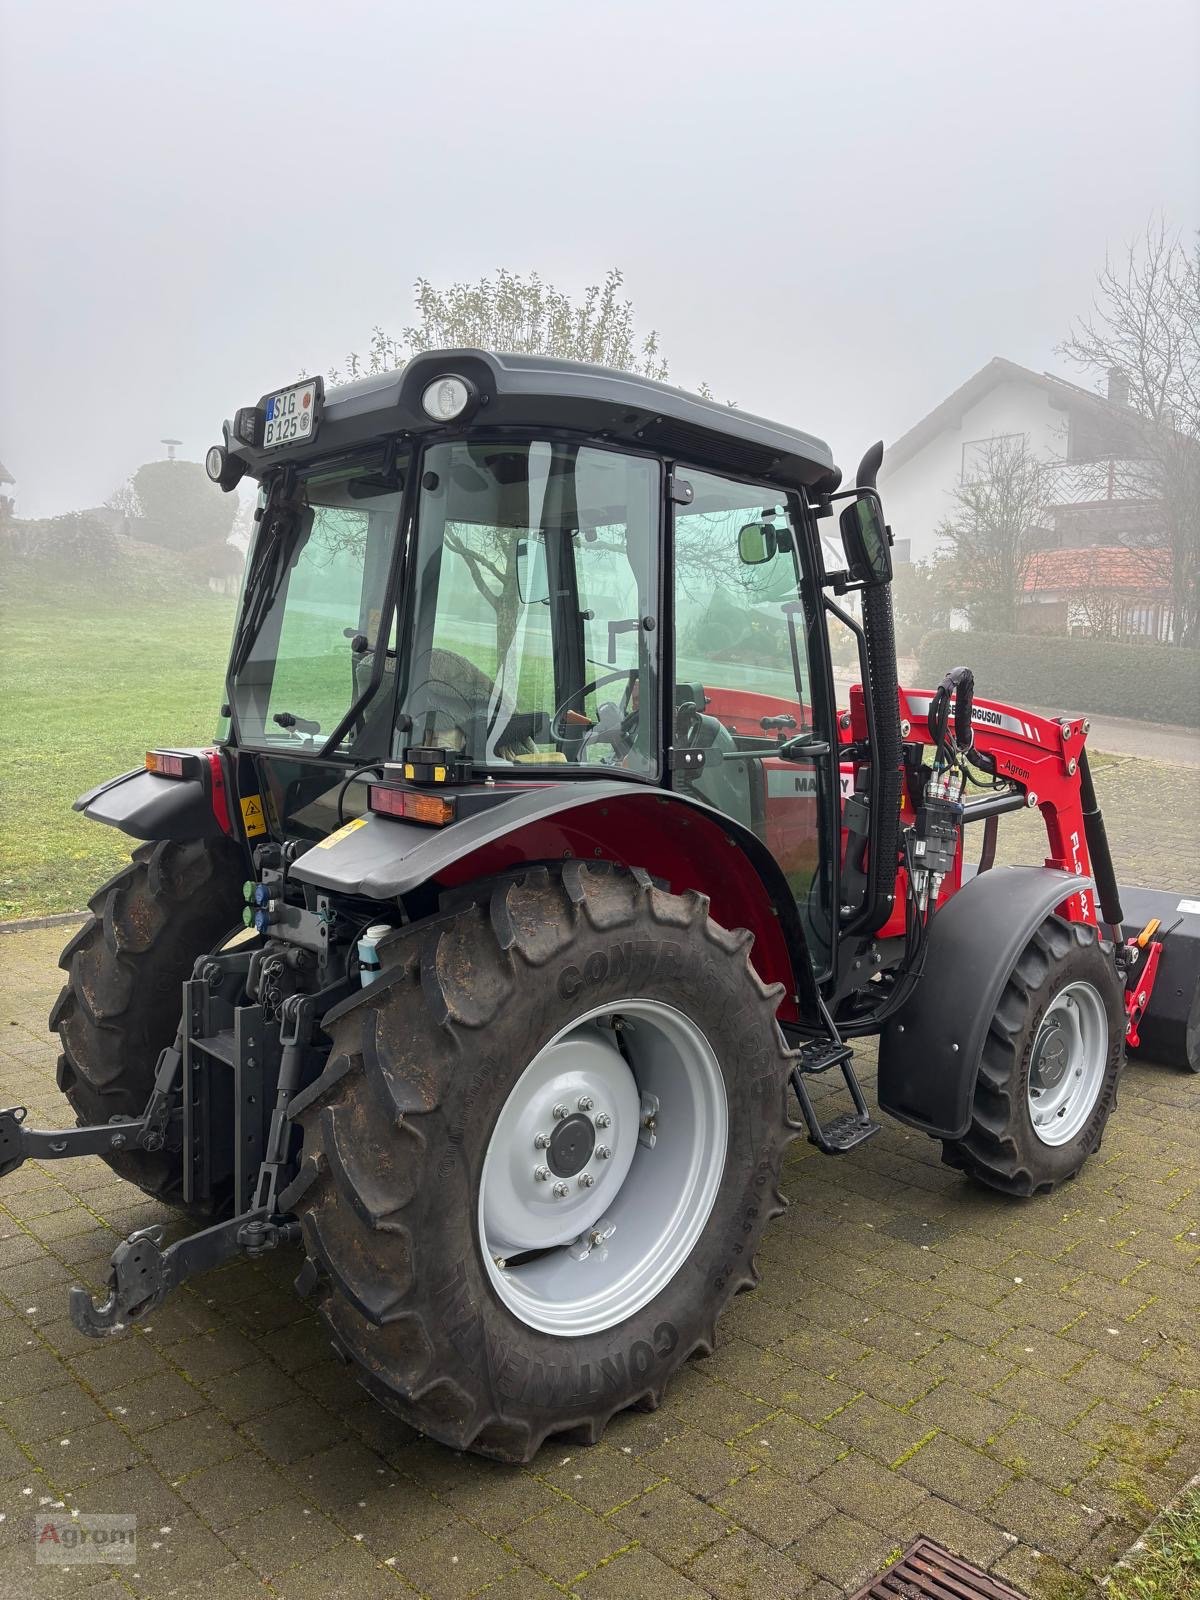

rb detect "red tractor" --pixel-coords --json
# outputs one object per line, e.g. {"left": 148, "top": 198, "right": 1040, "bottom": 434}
{"left": 2, "top": 353, "right": 1195, "bottom": 1463}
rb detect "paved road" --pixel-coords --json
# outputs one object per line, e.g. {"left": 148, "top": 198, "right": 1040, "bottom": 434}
{"left": 1, "top": 923, "right": 1197, "bottom": 1599}
{"left": 834, "top": 675, "right": 1200, "bottom": 768}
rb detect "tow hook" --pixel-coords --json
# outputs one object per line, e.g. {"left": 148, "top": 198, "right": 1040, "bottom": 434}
{"left": 68, "top": 1212, "right": 301, "bottom": 1338}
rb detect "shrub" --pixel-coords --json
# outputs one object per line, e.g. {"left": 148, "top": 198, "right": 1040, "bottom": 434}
{"left": 915, "top": 630, "right": 1200, "bottom": 728}
{"left": 2, "top": 512, "right": 119, "bottom": 569}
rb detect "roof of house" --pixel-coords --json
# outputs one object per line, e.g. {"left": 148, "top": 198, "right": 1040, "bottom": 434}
{"left": 1024, "top": 546, "right": 1171, "bottom": 595}
{"left": 885, "top": 357, "right": 1138, "bottom": 475}
{"left": 0, "top": 459, "right": 13, "bottom": 486}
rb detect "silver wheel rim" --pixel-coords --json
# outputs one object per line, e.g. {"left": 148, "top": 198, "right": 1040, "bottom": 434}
{"left": 1027, "top": 979, "right": 1109, "bottom": 1147}
{"left": 478, "top": 999, "right": 728, "bottom": 1336}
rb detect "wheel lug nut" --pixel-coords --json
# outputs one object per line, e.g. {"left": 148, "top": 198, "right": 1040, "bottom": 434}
{"left": 595, "top": 1112, "right": 611, "bottom": 1129}
{"left": 578, "top": 1172, "right": 595, "bottom": 1188}
{"left": 533, "top": 1132, "right": 551, "bottom": 1149}
{"left": 577, "top": 1095, "right": 594, "bottom": 1112}
{"left": 596, "top": 1145, "right": 611, "bottom": 1160}
{"left": 552, "top": 1181, "right": 570, "bottom": 1199}
{"left": 552, "top": 1103, "right": 568, "bottom": 1120}
{"left": 534, "top": 1165, "right": 551, "bottom": 1182}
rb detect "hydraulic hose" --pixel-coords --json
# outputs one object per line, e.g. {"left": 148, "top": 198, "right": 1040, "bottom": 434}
{"left": 860, "top": 581, "right": 904, "bottom": 933}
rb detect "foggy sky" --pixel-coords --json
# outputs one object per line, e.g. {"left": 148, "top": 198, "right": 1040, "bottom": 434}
{"left": 1, "top": 0, "right": 1197, "bottom": 519}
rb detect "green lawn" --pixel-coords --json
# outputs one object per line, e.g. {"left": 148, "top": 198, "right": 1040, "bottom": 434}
{"left": 2, "top": 559, "right": 1196, "bottom": 920}
{"left": 0, "top": 565, "right": 236, "bottom": 917}
{"left": 1104, "top": 1487, "right": 1200, "bottom": 1599}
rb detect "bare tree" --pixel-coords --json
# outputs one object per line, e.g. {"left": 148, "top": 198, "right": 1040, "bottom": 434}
{"left": 1058, "top": 220, "right": 1200, "bottom": 646}
{"left": 935, "top": 436, "right": 1049, "bottom": 630}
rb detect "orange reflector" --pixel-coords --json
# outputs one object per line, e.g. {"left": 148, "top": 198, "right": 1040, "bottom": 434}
{"left": 368, "top": 785, "right": 455, "bottom": 826}
{"left": 1135, "top": 917, "right": 1161, "bottom": 949}
{"left": 145, "top": 750, "right": 186, "bottom": 778}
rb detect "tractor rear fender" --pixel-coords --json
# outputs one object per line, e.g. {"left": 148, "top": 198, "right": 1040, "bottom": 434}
{"left": 877, "top": 866, "right": 1097, "bottom": 1139}
{"left": 292, "top": 782, "right": 822, "bottom": 1022}
{"left": 73, "top": 754, "right": 231, "bottom": 842}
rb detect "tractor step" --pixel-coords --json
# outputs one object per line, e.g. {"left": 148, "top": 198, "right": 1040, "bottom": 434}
{"left": 807, "top": 1108, "right": 882, "bottom": 1153}
{"left": 792, "top": 1038, "right": 855, "bottom": 1075}
{"left": 790, "top": 1044, "right": 881, "bottom": 1156}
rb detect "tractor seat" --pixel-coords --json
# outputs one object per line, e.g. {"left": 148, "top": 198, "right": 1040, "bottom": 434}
{"left": 675, "top": 684, "right": 753, "bottom": 829}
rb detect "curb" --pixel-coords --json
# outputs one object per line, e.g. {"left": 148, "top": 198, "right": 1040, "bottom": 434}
{"left": 0, "top": 911, "right": 88, "bottom": 937}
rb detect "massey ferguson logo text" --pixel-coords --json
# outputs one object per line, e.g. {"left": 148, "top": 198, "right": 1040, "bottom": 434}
{"left": 971, "top": 705, "right": 1004, "bottom": 727}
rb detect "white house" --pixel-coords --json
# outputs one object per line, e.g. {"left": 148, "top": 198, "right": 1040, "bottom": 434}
{"left": 879, "top": 358, "right": 1172, "bottom": 637}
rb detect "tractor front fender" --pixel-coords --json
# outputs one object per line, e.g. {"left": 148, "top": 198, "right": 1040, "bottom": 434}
{"left": 877, "top": 866, "right": 1094, "bottom": 1139}
{"left": 292, "top": 782, "right": 822, "bottom": 1020}
{"left": 73, "top": 758, "right": 229, "bottom": 842}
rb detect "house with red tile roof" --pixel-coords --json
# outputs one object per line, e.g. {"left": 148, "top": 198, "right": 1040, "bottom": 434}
{"left": 880, "top": 358, "right": 1174, "bottom": 640}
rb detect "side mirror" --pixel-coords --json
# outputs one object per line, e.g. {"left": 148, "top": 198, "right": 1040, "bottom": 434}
{"left": 838, "top": 495, "right": 892, "bottom": 586}
{"left": 738, "top": 522, "right": 777, "bottom": 565}
{"left": 516, "top": 535, "right": 550, "bottom": 605}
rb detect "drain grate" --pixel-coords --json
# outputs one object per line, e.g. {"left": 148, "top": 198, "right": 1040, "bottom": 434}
{"left": 848, "top": 1537, "right": 1032, "bottom": 1600}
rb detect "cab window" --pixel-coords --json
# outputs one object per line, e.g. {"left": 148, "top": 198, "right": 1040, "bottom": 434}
{"left": 671, "top": 467, "right": 835, "bottom": 965}
{"left": 401, "top": 441, "right": 659, "bottom": 772}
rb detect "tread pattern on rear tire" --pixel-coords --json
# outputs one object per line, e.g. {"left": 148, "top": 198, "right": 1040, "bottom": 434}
{"left": 941, "top": 915, "right": 1122, "bottom": 1197}
{"left": 284, "top": 862, "right": 796, "bottom": 1463}
{"left": 51, "top": 837, "right": 243, "bottom": 1208}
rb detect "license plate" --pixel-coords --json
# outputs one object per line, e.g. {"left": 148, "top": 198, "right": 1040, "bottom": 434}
{"left": 263, "top": 380, "right": 318, "bottom": 449}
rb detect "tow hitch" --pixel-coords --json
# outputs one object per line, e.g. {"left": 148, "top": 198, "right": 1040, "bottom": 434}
{"left": 68, "top": 1212, "right": 300, "bottom": 1337}
{"left": 0, "top": 1041, "right": 183, "bottom": 1178}
{"left": 3, "top": 964, "right": 338, "bottom": 1339}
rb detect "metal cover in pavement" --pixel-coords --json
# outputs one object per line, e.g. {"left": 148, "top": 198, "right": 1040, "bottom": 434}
{"left": 847, "top": 1537, "right": 1032, "bottom": 1600}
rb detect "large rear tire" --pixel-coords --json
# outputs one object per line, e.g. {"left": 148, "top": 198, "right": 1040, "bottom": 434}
{"left": 941, "top": 916, "right": 1123, "bottom": 1196}
{"left": 50, "top": 838, "right": 244, "bottom": 1210}
{"left": 282, "top": 864, "right": 795, "bottom": 1463}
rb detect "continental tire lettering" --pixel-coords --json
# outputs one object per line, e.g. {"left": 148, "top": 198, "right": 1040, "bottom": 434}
{"left": 495, "top": 1328, "right": 679, "bottom": 1408}
{"left": 557, "top": 940, "right": 683, "bottom": 1001}
{"left": 629, "top": 1341, "right": 654, "bottom": 1381}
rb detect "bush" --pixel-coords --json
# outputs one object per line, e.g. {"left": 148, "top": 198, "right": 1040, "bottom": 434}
{"left": 915, "top": 630, "right": 1200, "bottom": 728}
{"left": 2, "top": 512, "right": 119, "bottom": 569}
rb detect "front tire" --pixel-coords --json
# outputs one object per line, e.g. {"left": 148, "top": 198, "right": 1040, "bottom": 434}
{"left": 942, "top": 915, "right": 1123, "bottom": 1196}
{"left": 283, "top": 864, "right": 794, "bottom": 1463}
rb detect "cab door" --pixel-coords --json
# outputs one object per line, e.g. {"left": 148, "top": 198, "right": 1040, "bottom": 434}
{"left": 668, "top": 466, "right": 839, "bottom": 970}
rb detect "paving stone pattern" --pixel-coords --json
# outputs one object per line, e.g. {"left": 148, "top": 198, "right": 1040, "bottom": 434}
{"left": 1, "top": 923, "right": 1197, "bottom": 1599}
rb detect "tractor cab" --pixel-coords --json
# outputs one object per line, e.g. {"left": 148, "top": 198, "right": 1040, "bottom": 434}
{"left": 210, "top": 352, "right": 880, "bottom": 979}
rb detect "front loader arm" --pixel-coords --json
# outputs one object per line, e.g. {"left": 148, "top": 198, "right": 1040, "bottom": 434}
{"left": 898, "top": 689, "right": 1102, "bottom": 926}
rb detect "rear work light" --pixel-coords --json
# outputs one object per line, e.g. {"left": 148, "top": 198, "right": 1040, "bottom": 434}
{"left": 145, "top": 750, "right": 200, "bottom": 779}
{"left": 368, "top": 785, "right": 456, "bottom": 826}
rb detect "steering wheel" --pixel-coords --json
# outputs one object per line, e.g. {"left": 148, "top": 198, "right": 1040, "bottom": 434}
{"left": 549, "top": 670, "right": 636, "bottom": 757}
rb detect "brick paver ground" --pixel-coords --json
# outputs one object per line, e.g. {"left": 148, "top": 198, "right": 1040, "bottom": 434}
{"left": 1, "top": 921, "right": 1197, "bottom": 1600}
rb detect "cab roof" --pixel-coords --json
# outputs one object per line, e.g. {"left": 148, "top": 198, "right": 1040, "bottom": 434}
{"left": 227, "top": 348, "right": 840, "bottom": 491}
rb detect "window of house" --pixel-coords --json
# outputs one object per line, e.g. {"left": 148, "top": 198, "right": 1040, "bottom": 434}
{"left": 960, "top": 434, "right": 1028, "bottom": 484}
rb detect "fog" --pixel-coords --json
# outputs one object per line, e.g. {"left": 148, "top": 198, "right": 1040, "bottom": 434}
{"left": 1, "top": 0, "right": 1197, "bottom": 517}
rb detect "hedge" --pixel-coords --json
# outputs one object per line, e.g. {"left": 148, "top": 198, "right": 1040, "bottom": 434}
{"left": 914, "top": 630, "right": 1200, "bottom": 729}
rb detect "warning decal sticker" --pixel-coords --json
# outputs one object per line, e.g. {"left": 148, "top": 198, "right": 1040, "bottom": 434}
{"left": 315, "top": 817, "right": 369, "bottom": 849}
{"left": 239, "top": 795, "right": 267, "bottom": 838}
